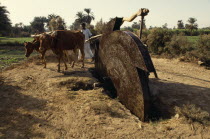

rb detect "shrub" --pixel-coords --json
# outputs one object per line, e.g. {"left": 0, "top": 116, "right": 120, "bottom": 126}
{"left": 196, "top": 34, "right": 210, "bottom": 65}
{"left": 134, "top": 29, "right": 150, "bottom": 44}
{"left": 171, "top": 29, "right": 210, "bottom": 36}
{"left": 147, "top": 28, "right": 173, "bottom": 54}
{"left": 165, "top": 34, "right": 193, "bottom": 56}
{"left": 175, "top": 104, "right": 210, "bottom": 125}
{"left": 184, "top": 34, "right": 210, "bottom": 65}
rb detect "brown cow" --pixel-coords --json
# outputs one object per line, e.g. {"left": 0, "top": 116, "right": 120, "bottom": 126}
{"left": 24, "top": 40, "right": 48, "bottom": 68}
{"left": 39, "top": 30, "right": 85, "bottom": 72}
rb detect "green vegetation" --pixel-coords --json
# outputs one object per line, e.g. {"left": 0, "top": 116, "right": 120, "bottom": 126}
{"left": 0, "top": 37, "right": 38, "bottom": 69}
{"left": 147, "top": 28, "right": 173, "bottom": 55}
{"left": 185, "top": 17, "right": 198, "bottom": 36}
{"left": 0, "top": 6, "right": 209, "bottom": 68}
{"left": 0, "top": 37, "right": 33, "bottom": 46}
{"left": 186, "top": 36, "right": 199, "bottom": 43}
{"left": 0, "top": 47, "right": 25, "bottom": 69}
{"left": 165, "top": 34, "right": 193, "bottom": 56}
{"left": 139, "top": 28, "right": 210, "bottom": 66}
{"left": 195, "top": 35, "right": 210, "bottom": 63}
{"left": 172, "top": 29, "right": 210, "bottom": 36}
{"left": 0, "top": 47, "right": 37, "bottom": 70}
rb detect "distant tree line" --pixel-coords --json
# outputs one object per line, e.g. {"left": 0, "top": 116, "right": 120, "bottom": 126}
{"left": 0, "top": 3, "right": 96, "bottom": 36}
{"left": 1, "top": 3, "right": 210, "bottom": 66}
{"left": 177, "top": 18, "right": 198, "bottom": 36}
{"left": 0, "top": 2, "right": 210, "bottom": 37}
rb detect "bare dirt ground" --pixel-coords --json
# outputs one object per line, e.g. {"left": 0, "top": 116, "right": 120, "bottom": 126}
{"left": 0, "top": 53, "right": 210, "bottom": 139}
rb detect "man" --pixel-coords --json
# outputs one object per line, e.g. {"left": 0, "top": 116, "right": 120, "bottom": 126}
{"left": 79, "top": 22, "right": 94, "bottom": 61}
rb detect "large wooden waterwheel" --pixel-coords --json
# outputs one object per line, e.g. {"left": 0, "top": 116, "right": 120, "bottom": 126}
{"left": 94, "top": 30, "right": 156, "bottom": 121}
{"left": 91, "top": 8, "right": 158, "bottom": 121}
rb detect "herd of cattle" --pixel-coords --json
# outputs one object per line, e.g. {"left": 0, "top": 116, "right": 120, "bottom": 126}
{"left": 24, "top": 30, "right": 85, "bottom": 72}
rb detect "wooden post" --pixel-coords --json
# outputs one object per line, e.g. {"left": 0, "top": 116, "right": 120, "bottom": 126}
{"left": 139, "top": 15, "right": 144, "bottom": 39}
{"left": 139, "top": 11, "right": 158, "bottom": 79}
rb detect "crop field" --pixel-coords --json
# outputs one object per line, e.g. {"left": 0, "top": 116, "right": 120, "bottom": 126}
{"left": 0, "top": 37, "right": 33, "bottom": 46}
{"left": 0, "top": 46, "right": 25, "bottom": 70}
{"left": 186, "top": 36, "right": 199, "bottom": 43}
{"left": 0, "top": 37, "right": 36, "bottom": 70}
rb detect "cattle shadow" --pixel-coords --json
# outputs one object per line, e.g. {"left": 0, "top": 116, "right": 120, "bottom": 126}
{"left": 0, "top": 81, "right": 50, "bottom": 138}
{"left": 149, "top": 78, "right": 210, "bottom": 119}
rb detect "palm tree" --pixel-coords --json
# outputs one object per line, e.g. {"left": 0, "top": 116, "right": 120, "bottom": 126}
{"left": 49, "top": 18, "right": 57, "bottom": 31}
{"left": 185, "top": 17, "right": 198, "bottom": 36}
{"left": 75, "top": 11, "right": 85, "bottom": 23}
{"left": 47, "top": 14, "right": 59, "bottom": 30}
{"left": 56, "top": 17, "right": 66, "bottom": 30}
{"left": 47, "top": 14, "right": 59, "bottom": 21}
{"left": 84, "top": 8, "right": 95, "bottom": 24}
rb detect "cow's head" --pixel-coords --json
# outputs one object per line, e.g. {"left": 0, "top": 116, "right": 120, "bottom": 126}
{"left": 33, "top": 35, "right": 40, "bottom": 42}
{"left": 24, "top": 42, "right": 35, "bottom": 57}
{"left": 39, "top": 33, "right": 53, "bottom": 52}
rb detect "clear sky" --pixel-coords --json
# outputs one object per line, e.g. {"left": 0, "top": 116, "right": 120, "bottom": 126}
{"left": 1, "top": 0, "right": 210, "bottom": 28}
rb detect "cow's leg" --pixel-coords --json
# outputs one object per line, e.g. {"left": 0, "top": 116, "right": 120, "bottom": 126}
{"left": 57, "top": 55, "right": 61, "bottom": 72}
{"left": 62, "top": 57, "right": 68, "bottom": 70}
{"left": 80, "top": 48, "right": 85, "bottom": 68}
{"left": 61, "top": 53, "right": 68, "bottom": 70}
{"left": 39, "top": 54, "right": 42, "bottom": 62}
{"left": 71, "top": 50, "right": 75, "bottom": 68}
{"left": 71, "top": 49, "right": 78, "bottom": 68}
{"left": 64, "top": 50, "right": 72, "bottom": 66}
{"left": 41, "top": 50, "right": 47, "bottom": 68}
{"left": 71, "top": 62, "right": 75, "bottom": 68}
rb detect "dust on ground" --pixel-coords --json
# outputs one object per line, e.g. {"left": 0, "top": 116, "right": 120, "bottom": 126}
{"left": 0, "top": 53, "right": 210, "bottom": 139}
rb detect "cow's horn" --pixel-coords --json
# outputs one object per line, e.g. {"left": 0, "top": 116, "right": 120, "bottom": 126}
{"left": 31, "top": 34, "right": 40, "bottom": 37}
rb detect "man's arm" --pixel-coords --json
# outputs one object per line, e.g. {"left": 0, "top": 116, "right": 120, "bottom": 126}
{"left": 123, "top": 8, "right": 149, "bottom": 22}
